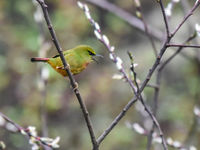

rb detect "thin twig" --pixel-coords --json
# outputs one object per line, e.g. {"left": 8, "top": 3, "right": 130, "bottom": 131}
{"left": 159, "top": 33, "right": 197, "bottom": 71}
{"left": 0, "top": 112, "right": 55, "bottom": 149}
{"left": 128, "top": 51, "right": 168, "bottom": 150}
{"left": 35, "top": 1, "right": 98, "bottom": 149}
{"left": 78, "top": 3, "right": 168, "bottom": 148}
{"left": 85, "top": 0, "right": 163, "bottom": 41}
{"left": 171, "top": 1, "right": 200, "bottom": 38}
{"left": 167, "top": 44, "right": 200, "bottom": 48}
{"left": 146, "top": 84, "right": 159, "bottom": 89}
{"left": 97, "top": 97, "right": 138, "bottom": 144}
{"left": 146, "top": 29, "right": 197, "bottom": 150}
{"left": 146, "top": 70, "right": 162, "bottom": 150}
{"left": 158, "top": 0, "right": 171, "bottom": 38}
{"left": 140, "top": 0, "right": 200, "bottom": 93}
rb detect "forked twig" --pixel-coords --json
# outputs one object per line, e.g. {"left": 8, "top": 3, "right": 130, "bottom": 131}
{"left": 78, "top": 2, "right": 168, "bottom": 149}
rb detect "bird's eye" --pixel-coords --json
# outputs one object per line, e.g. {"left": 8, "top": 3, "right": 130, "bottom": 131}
{"left": 88, "top": 50, "right": 95, "bottom": 56}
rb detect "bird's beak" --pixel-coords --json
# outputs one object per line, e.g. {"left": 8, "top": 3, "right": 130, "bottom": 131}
{"left": 95, "top": 54, "right": 103, "bottom": 58}
{"left": 92, "top": 54, "right": 103, "bottom": 63}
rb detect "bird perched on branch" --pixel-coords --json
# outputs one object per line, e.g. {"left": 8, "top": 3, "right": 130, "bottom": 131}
{"left": 31, "top": 45, "right": 102, "bottom": 76}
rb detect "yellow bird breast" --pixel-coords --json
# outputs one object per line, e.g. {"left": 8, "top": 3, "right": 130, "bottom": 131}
{"left": 47, "top": 57, "right": 89, "bottom": 77}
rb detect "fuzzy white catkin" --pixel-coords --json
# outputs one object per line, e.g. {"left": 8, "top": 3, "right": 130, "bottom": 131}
{"left": 109, "top": 53, "right": 114, "bottom": 60}
{"left": 28, "top": 126, "right": 37, "bottom": 137}
{"left": 83, "top": 4, "right": 89, "bottom": 12}
{"left": 153, "top": 137, "right": 162, "bottom": 144}
{"left": 94, "top": 30, "right": 102, "bottom": 40}
{"left": 94, "top": 22, "right": 100, "bottom": 31}
{"left": 133, "top": 123, "right": 145, "bottom": 134}
{"left": 110, "top": 46, "right": 115, "bottom": 52}
{"left": 85, "top": 11, "right": 91, "bottom": 20}
{"left": 190, "top": 146, "right": 197, "bottom": 150}
{"left": 194, "top": 106, "right": 200, "bottom": 116}
{"left": 112, "top": 74, "right": 123, "bottom": 80}
{"left": 116, "top": 57, "right": 123, "bottom": 70}
{"left": 34, "top": 8, "right": 43, "bottom": 23}
{"left": 31, "top": 143, "right": 39, "bottom": 150}
{"left": 51, "top": 137, "right": 60, "bottom": 148}
{"left": 167, "top": 138, "right": 173, "bottom": 145}
{"left": 195, "top": 24, "right": 200, "bottom": 37}
{"left": 173, "top": 0, "right": 180, "bottom": 2}
{"left": 5, "top": 123, "right": 18, "bottom": 132}
{"left": 102, "top": 35, "right": 110, "bottom": 46}
{"left": 0, "top": 115, "right": 5, "bottom": 126}
{"left": 41, "top": 67, "right": 49, "bottom": 81}
{"left": 173, "top": 141, "right": 181, "bottom": 148}
{"left": 165, "top": 3, "right": 172, "bottom": 17}
{"left": 77, "top": 1, "right": 83, "bottom": 9}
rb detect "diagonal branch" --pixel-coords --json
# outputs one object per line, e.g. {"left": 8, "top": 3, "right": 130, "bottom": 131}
{"left": 128, "top": 52, "right": 168, "bottom": 150}
{"left": 79, "top": 1, "right": 200, "bottom": 149}
{"left": 97, "top": 97, "right": 138, "bottom": 144}
{"left": 85, "top": 0, "right": 163, "bottom": 41}
{"left": 35, "top": 0, "right": 98, "bottom": 149}
{"left": 171, "top": 1, "right": 200, "bottom": 38}
{"left": 97, "top": 0, "right": 200, "bottom": 148}
{"left": 0, "top": 112, "right": 56, "bottom": 149}
{"left": 78, "top": 2, "right": 168, "bottom": 149}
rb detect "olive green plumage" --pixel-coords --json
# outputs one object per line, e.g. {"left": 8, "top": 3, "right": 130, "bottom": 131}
{"left": 31, "top": 45, "right": 99, "bottom": 76}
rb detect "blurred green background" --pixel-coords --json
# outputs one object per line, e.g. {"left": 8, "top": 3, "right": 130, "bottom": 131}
{"left": 0, "top": 0, "right": 200, "bottom": 150}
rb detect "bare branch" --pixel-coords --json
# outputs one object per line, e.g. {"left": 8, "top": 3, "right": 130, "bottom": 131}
{"left": 85, "top": 0, "right": 163, "bottom": 41}
{"left": 128, "top": 51, "right": 168, "bottom": 150}
{"left": 159, "top": 33, "right": 197, "bottom": 71}
{"left": 167, "top": 44, "right": 200, "bottom": 48}
{"left": 171, "top": 1, "right": 200, "bottom": 38}
{"left": 79, "top": 1, "right": 200, "bottom": 149}
{"left": 35, "top": 0, "right": 98, "bottom": 149}
{"left": 146, "top": 71, "right": 162, "bottom": 150}
{"left": 97, "top": 97, "right": 138, "bottom": 144}
{"left": 158, "top": 0, "right": 171, "bottom": 38}
{"left": 0, "top": 112, "right": 57, "bottom": 149}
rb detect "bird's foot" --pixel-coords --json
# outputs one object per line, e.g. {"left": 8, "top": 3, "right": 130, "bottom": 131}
{"left": 56, "top": 66, "right": 64, "bottom": 70}
{"left": 73, "top": 82, "right": 79, "bottom": 92}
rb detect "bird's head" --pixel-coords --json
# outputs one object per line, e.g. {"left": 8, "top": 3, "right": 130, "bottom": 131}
{"left": 75, "top": 45, "right": 103, "bottom": 63}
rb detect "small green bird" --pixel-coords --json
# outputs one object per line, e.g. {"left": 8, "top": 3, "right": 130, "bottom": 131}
{"left": 31, "top": 45, "right": 102, "bottom": 76}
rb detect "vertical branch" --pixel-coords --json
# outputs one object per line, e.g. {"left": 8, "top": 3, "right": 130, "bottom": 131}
{"left": 158, "top": 0, "right": 171, "bottom": 38}
{"left": 146, "top": 70, "right": 161, "bottom": 150}
{"left": 35, "top": 0, "right": 98, "bottom": 149}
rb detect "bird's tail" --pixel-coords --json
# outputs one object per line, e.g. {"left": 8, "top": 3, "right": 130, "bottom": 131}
{"left": 31, "top": 57, "right": 50, "bottom": 62}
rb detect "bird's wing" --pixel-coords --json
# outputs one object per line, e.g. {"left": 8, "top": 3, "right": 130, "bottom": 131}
{"left": 54, "top": 52, "right": 75, "bottom": 70}
{"left": 52, "top": 54, "right": 60, "bottom": 58}
{"left": 52, "top": 50, "right": 71, "bottom": 58}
